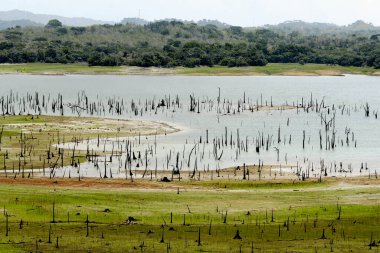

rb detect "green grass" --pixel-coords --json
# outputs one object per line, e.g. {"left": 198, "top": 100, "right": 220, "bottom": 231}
{"left": 178, "top": 63, "right": 379, "bottom": 76}
{"left": 0, "top": 115, "right": 46, "bottom": 125}
{"left": 0, "top": 63, "right": 122, "bottom": 75}
{"left": 0, "top": 63, "right": 378, "bottom": 76}
{"left": 176, "top": 177, "right": 332, "bottom": 189}
{"left": 0, "top": 180, "right": 378, "bottom": 252}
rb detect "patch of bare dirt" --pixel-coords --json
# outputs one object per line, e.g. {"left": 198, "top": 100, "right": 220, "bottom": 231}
{"left": 0, "top": 177, "right": 179, "bottom": 190}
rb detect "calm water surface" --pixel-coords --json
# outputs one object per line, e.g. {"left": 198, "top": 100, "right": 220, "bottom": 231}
{"left": 1, "top": 74, "right": 379, "bottom": 178}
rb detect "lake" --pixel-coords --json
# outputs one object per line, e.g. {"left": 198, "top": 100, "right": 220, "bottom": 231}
{"left": 1, "top": 74, "right": 379, "bottom": 179}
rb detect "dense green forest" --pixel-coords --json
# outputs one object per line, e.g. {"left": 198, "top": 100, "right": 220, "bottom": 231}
{"left": 0, "top": 19, "right": 379, "bottom": 68}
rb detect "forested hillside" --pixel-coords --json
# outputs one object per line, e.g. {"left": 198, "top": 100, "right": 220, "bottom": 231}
{"left": 0, "top": 19, "right": 379, "bottom": 68}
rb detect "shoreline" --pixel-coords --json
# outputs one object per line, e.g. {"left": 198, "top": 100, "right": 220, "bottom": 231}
{"left": 0, "top": 63, "right": 379, "bottom": 77}
{"left": 0, "top": 175, "right": 377, "bottom": 190}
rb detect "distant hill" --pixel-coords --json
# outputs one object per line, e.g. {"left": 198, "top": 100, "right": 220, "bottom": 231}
{"left": 1, "top": 9, "right": 379, "bottom": 35}
{"left": 0, "top": 19, "right": 42, "bottom": 30}
{"left": 0, "top": 9, "right": 114, "bottom": 27}
{"left": 262, "top": 20, "right": 380, "bottom": 35}
{"left": 345, "top": 20, "right": 377, "bottom": 31}
{"left": 120, "top": 17, "right": 230, "bottom": 28}
{"left": 264, "top": 20, "right": 338, "bottom": 32}
{"left": 0, "top": 10, "right": 232, "bottom": 28}
{"left": 197, "top": 19, "right": 230, "bottom": 28}
{"left": 120, "top": 18, "right": 149, "bottom": 26}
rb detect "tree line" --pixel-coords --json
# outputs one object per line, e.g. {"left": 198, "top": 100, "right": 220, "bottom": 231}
{"left": 0, "top": 19, "right": 379, "bottom": 68}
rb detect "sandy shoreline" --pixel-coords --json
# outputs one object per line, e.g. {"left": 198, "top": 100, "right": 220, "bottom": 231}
{"left": 1, "top": 64, "right": 379, "bottom": 76}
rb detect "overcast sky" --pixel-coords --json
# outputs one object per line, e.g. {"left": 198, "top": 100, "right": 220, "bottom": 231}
{"left": 0, "top": 0, "right": 379, "bottom": 26}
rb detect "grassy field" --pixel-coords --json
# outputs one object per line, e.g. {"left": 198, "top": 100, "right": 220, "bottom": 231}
{"left": 177, "top": 64, "right": 380, "bottom": 76}
{"left": 0, "top": 63, "right": 122, "bottom": 75}
{"left": 0, "top": 63, "right": 379, "bottom": 76}
{"left": 0, "top": 177, "right": 378, "bottom": 252}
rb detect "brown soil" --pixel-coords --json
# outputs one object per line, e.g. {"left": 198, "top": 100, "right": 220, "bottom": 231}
{"left": 0, "top": 177, "right": 178, "bottom": 190}
{"left": 0, "top": 174, "right": 378, "bottom": 192}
